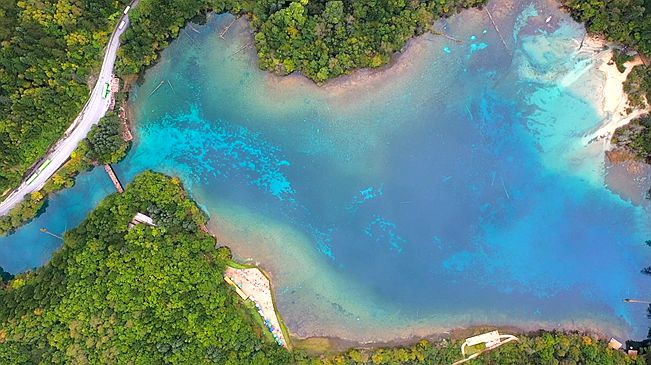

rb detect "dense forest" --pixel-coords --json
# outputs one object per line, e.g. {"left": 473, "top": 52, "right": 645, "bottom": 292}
{"left": 0, "top": 172, "right": 292, "bottom": 364}
{"left": 0, "top": 0, "right": 129, "bottom": 196}
{"left": 0, "top": 108, "right": 131, "bottom": 237}
{"left": 612, "top": 115, "right": 651, "bottom": 162}
{"left": 117, "top": 0, "right": 488, "bottom": 81}
{"left": 86, "top": 112, "right": 130, "bottom": 164}
{"left": 0, "top": 171, "right": 642, "bottom": 364}
{"left": 561, "top": 0, "right": 651, "bottom": 108}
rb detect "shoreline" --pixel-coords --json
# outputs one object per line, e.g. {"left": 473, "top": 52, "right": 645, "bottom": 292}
{"left": 220, "top": 230, "right": 631, "bottom": 349}
{"left": 583, "top": 37, "right": 649, "bottom": 150}
{"left": 225, "top": 252, "right": 627, "bottom": 353}
{"left": 290, "top": 325, "right": 618, "bottom": 354}
{"left": 200, "top": 8, "right": 648, "bottom": 347}
{"left": 258, "top": 22, "right": 437, "bottom": 106}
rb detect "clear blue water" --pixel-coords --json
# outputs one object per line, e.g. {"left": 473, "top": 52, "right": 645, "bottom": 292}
{"left": 0, "top": 168, "right": 114, "bottom": 272}
{"left": 2, "top": 0, "right": 651, "bottom": 342}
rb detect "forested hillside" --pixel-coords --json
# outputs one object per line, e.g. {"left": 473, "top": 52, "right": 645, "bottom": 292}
{"left": 117, "top": 0, "right": 487, "bottom": 81}
{"left": 561, "top": 0, "right": 651, "bottom": 107}
{"left": 0, "top": 0, "right": 129, "bottom": 195}
{"left": 0, "top": 172, "right": 292, "bottom": 364}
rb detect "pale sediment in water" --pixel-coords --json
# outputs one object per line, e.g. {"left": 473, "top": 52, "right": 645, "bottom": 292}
{"left": 580, "top": 37, "right": 651, "bottom": 204}
{"left": 582, "top": 45, "right": 648, "bottom": 150}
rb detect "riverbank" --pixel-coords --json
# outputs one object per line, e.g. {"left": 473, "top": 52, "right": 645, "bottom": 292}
{"left": 291, "top": 325, "right": 621, "bottom": 356}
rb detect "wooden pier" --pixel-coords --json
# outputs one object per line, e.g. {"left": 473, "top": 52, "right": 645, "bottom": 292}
{"left": 104, "top": 164, "right": 124, "bottom": 193}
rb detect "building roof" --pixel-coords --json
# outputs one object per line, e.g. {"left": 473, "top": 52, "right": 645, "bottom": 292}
{"left": 465, "top": 331, "right": 500, "bottom": 347}
{"left": 608, "top": 338, "right": 623, "bottom": 350}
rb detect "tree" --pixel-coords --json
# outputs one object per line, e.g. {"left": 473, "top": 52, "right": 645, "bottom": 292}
{"left": 87, "top": 113, "right": 129, "bottom": 164}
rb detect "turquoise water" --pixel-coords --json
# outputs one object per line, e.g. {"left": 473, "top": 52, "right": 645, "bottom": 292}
{"left": 2, "top": 0, "right": 651, "bottom": 342}
{"left": 0, "top": 168, "right": 114, "bottom": 272}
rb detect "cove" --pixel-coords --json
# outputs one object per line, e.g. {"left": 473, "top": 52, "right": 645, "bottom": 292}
{"left": 2, "top": 0, "right": 651, "bottom": 342}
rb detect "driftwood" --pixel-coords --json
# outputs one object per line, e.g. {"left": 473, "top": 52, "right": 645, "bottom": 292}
{"left": 148, "top": 80, "right": 165, "bottom": 97}
{"left": 500, "top": 176, "right": 510, "bottom": 200}
{"left": 167, "top": 80, "right": 176, "bottom": 95}
{"left": 182, "top": 28, "right": 198, "bottom": 47}
{"left": 431, "top": 30, "right": 463, "bottom": 44}
{"left": 188, "top": 24, "right": 200, "bottom": 33}
{"left": 485, "top": 7, "right": 509, "bottom": 52}
{"left": 230, "top": 41, "right": 252, "bottom": 57}
{"left": 578, "top": 33, "right": 586, "bottom": 50}
{"left": 220, "top": 17, "right": 238, "bottom": 39}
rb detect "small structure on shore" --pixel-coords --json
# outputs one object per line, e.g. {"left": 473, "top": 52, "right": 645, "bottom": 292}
{"left": 452, "top": 330, "right": 519, "bottom": 365}
{"left": 625, "top": 339, "right": 651, "bottom": 356}
{"left": 608, "top": 337, "right": 623, "bottom": 350}
{"left": 128, "top": 212, "right": 156, "bottom": 229}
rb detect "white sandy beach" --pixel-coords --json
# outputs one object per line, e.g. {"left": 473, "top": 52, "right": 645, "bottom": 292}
{"left": 583, "top": 39, "right": 647, "bottom": 149}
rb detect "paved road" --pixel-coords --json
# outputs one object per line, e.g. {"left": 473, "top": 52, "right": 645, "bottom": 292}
{"left": 0, "top": 5, "right": 134, "bottom": 216}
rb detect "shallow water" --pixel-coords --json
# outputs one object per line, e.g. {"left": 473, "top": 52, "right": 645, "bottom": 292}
{"left": 2, "top": 0, "right": 651, "bottom": 342}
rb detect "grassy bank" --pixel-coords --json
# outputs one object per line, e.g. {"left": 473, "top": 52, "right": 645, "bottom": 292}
{"left": 117, "top": 0, "right": 488, "bottom": 82}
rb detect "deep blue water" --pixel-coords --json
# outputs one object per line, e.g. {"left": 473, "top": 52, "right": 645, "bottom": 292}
{"left": 2, "top": 0, "right": 651, "bottom": 341}
{"left": 0, "top": 168, "right": 114, "bottom": 272}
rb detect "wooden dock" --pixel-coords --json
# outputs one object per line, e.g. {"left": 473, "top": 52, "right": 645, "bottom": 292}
{"left": 104, "top": 164, "right": 124, "bottom": 193}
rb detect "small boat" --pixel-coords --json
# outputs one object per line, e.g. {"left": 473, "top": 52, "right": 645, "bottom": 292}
{"left": 545, "top": 16, "right": 552, "bottom": 23}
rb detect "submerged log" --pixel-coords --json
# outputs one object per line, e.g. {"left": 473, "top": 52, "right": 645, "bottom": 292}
{"left": 220, "top": 17, "right": 237, "bottom": 39}
{"left": 148, "top": 80, "right": 165, "bottom": 97}
{"left": 485, "top": 7, "right": 509, "bottom": 52}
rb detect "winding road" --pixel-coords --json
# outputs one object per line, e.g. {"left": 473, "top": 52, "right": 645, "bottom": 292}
{"left": 0, "top": 3, "right": 135, "bottom": 216}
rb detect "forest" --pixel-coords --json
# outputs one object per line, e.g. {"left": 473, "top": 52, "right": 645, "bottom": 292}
{"left": 0, "top": 0, "right": 130, "bottom": 196}
{"left": 612, "top": 115, "right": 651, "bottom": 163}
{"left": 0, "top": 172, "right": 293, "bottom": 364}
{"left": 117, "top": 0, "right": 488, "bottom": 80}
{"left": 0, "top": 109, "right": 131, "bottom": 237}
{"left": 0, "top": 171, "right": 643, "bottom": 364}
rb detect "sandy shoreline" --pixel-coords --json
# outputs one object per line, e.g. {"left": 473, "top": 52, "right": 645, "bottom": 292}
{"left": 583, "top": 37, "right": 648, "bottom": 150}
{"left": 260, "top": 32, "right": 436, "bottom": 105}
{"left": 222, "top": 248, "right": 625, "bottom": 351}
